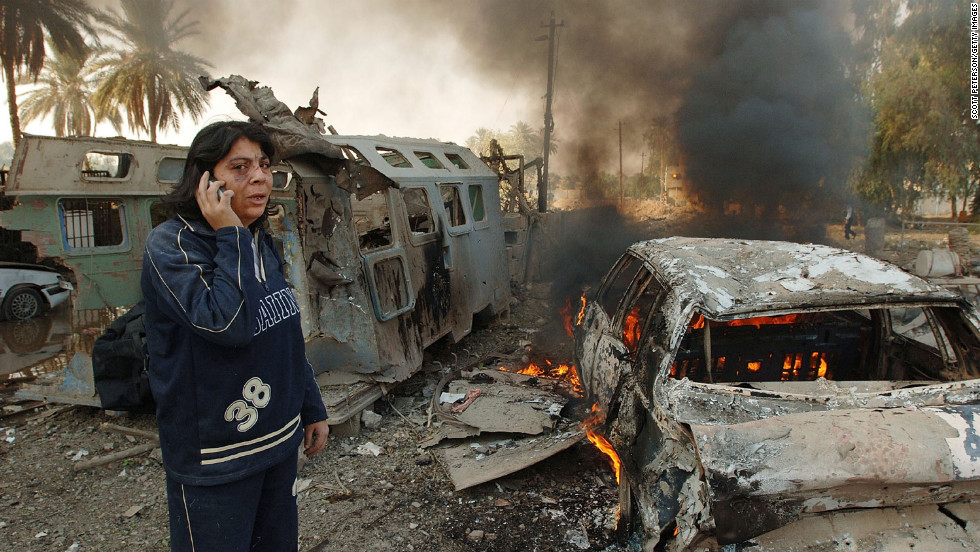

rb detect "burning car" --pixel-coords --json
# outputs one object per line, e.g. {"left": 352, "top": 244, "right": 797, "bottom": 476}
{"left": 575, "top": 237, "right": 980, "bottom": 550}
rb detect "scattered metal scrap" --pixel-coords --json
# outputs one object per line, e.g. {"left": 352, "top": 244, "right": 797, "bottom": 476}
{"left": 438, "top": 427, "right": 585, "bottom": 491}
{"left": 421, "top": 368, "right": 585, "bottom": 490}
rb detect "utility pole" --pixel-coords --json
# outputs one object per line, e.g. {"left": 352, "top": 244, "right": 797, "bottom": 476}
{"left": 618, "top": 121, "right": 624, "bottom": 208}
{"left": 539, "top": 11, "right": 563, "bottom": 213}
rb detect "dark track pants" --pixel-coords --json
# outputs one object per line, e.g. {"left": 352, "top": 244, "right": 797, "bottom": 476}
{"left": 166, "top": 452, "right": 299, "bottom": 552}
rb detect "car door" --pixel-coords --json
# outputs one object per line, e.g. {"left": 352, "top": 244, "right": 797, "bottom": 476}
{"left": 577, "top": 253, "right": 643, "bottom": 411}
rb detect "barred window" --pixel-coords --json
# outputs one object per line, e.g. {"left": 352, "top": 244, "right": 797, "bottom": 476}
{"left": 59, "top": 198, "right": 126, "bottom": 249}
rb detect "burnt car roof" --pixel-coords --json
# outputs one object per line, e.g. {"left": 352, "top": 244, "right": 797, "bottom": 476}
{"left": 631, "top": 237, "right": 958, "bottom": 317}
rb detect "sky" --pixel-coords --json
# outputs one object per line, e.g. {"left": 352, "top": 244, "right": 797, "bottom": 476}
{"left": 2, "top": 0, "right": 543, "bottom": 154}
{"left": 3, "top": 0, "right": 873, "bottom": 186}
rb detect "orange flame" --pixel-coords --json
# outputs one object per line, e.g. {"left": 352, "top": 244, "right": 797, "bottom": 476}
{"left": 685, "top": 314, "right": 836, "bottom": 382}
{"left": 560, "top": 297, "right": 575, "bottom": 339}
{"left": 576, "top": 295, "right": 586, "bottom": 326}
{"left": 811, "top": 352, "right": 829, "bottom": 378}
{"left": 623, "top": 306, "right": 642, "bottom": 351}
{"left": 725, "top": 314, "right": 799, "bottom": 328}
{"left": 691, "top": 313, "right": 800, "bottom": 331}
{"left": 502, "top": 359, "right": 583, "bottom": 393}
{"left": 583, "top": 404, "right": 621, "bottom": 484}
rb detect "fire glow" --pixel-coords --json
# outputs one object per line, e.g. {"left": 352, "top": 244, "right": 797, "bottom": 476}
{"left": 690, "top": 312, "right": 799, "bottom": 329}
{"left": 560, "top": 298, "right": 575, "bottom": 339}
{"left": 623, "top": 306, "right": 642, "bottom": 351}
{"left": 676, "top": 314, "right": 835, "bottom": 381}
{"left": 560, "top": 295, "right": 588, "bottom": 339}
{"left": 782, "top": 352, "right": 829, "bottom": 380}
{"left": 505, "top": 359, "right": 583, "bottom": 393}
{"left": 584, "top": 404, "right": 621, "bottom": 485}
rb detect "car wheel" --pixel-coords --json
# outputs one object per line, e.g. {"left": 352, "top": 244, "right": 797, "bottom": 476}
{"left": 3, "top": 287, "right": 44, "bottom": 320}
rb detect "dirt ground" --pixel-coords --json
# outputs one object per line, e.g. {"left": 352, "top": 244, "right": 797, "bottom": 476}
{"left": 0, "top": 283, "right": 627, "bottom": 552}
{"left": 0, "top": 208, "right": 976, "bottom": 552}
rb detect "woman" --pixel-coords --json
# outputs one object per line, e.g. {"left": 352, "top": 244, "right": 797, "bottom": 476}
{"left": 141, "top": 121, "right": 329, "bottom": 551}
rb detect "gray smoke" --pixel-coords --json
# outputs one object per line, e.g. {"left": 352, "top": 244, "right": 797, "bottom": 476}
{"left": 429, "top": 2, "right": 868, "bottom": 225}
{"left": 676, "top": 5, "right": 868, "bottom": 231}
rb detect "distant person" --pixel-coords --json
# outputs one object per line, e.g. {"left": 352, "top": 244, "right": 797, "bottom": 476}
{"left": 844, "top": 205, "right": 857, "bottom": 240}
{"left": 142, "top": 121, "right": 329, "bottom": 551}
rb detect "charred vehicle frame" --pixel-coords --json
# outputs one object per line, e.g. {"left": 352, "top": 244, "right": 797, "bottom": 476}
{"left": 576, "top": 237, "right": 980, "bottom": 550}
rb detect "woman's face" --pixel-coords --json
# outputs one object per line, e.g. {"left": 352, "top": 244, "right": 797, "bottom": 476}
{"left": 212, "top": 137, "right": 273, "bottom": 227}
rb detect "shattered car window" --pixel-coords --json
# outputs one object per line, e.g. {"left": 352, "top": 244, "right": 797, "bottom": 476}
{"left": 597, "top": 254, "right": 641, "bottom": 319}
{"left": 403, "top": 187, "right": 436, "bottom": 236}
{"left": 376, "top": 147, "right": 412, "bottom": 168}
{"left": 617, "top": 272, "right": 665, "bottom": 356}
{"left": 340, "top": 146, "right": 369, "bottom": 166}
{"left": 669, "top": 306, "right": 979, "bottom": 384}
{"left": 441, "top": 184, "right": 467, "bottom": 228}
{"left": 891, "top": 307, "right": 938, "bottom": 347}
{"left": 468, "top": 184, "right": 486, "bottom": 222}
{"left": 445, "top": 153, "right": 469, "bottom": 170}
{"left": 353, "top": 190, "right": 393, "bottom": 252}
{"left": 414, "top": 151, "right": 445, "bottom": 169}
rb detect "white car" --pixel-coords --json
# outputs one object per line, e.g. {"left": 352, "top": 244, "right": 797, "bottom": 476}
{"left": 0, "top": 262, "right": 73, "bottom": 320}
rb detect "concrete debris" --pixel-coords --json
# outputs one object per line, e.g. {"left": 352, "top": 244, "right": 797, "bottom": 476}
{"left": 564, "top": 529, "right": 590, "bottom": 549}
{"left": 439, "top": 392, "right": 467, "bottom": 404}
{"left": 437, "top": 427, "right": 584, "bottom": 491}
{"left": 295, "top": 478, "right": 312, "bottom": 494}
{"left": 361, "top": 410, "right": 383, "bottom": 430}
{"left": 355, "top": 442, "right": 383, "bottom": 456}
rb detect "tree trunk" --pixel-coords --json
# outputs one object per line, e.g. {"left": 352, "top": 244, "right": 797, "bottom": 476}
{"left": 4, "top": 60, "right": 21, "bottom": 149}
{"left": 950, "top": 195, "right": 957, "bottom": 220}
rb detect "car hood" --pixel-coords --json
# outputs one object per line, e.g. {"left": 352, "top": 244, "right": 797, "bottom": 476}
{"left": 689, "top": 404, "right": 980, "bottom": 544}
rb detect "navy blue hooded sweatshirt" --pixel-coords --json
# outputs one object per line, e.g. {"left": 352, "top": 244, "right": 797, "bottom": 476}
{"left": 142, "top": 215, "right": 327, "bottom": 486}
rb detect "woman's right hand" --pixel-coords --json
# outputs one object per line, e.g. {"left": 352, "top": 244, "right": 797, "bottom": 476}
{"left": 195, "top": 171, "right": 243, "bottom": 229}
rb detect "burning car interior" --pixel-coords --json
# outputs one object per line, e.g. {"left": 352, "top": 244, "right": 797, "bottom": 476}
{"left": 575, "top": 237, "right": 980, "bottom": 550}
{"left": 669, "top": 306, "right": 980, "bottom": 388}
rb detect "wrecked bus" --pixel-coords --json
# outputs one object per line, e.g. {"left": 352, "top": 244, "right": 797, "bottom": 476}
{"left": 0, "top": 130, "right": 513, "bottom": 420}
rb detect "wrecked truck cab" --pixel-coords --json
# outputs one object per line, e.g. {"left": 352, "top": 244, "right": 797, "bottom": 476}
{"left": 282, "top": 135, "right": 511, "bottom": 384}
{"left": 575, "top": 237, "right": 980, "bottom": 550}
{"left": 1, "top": 131, "right": 515, "bottom": 419}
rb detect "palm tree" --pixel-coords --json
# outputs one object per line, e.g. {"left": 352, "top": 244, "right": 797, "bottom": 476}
{"left": 0, "top": 0, "right": 95, "bottom": 147}
{"left": 93, "top": 0, "right": 211, "bottom": 142}
{"left": 19, "top": 40, "right": 120, "bottom": 137}
{"left": 507, "top": 121, "right": 542, "bottom": 162}
{"left": 466, "top": 127, "right": 497, "bottom": 157}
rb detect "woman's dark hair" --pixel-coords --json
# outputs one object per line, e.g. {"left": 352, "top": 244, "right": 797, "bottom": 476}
{"left": 164, "top": 120, "right": 276, "bottom": 229}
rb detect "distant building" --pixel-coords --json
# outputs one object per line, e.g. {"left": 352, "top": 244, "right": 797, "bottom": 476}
{"left": 914, "top": 196, "right": 954, "bottom": 217}
{"left": 663, "top": 165, "right": 689, "bottom": 206}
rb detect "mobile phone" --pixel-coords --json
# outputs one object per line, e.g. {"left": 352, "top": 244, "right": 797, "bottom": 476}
{"left": 210, "top": 179, "right": 226, "bottom": 197}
